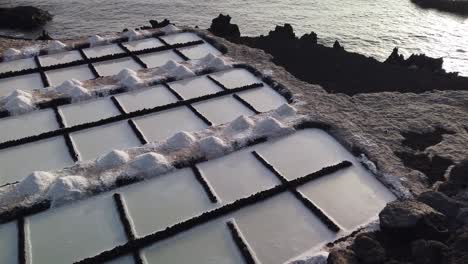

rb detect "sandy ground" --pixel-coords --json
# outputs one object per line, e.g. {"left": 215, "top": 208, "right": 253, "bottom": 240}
{"left": 1, "top": 30, "right": 467, "bottom": 196}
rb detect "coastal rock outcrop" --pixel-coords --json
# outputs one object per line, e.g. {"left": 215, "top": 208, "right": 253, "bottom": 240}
{"left": 209, "top": 14, "right": 240, "bottom": 39}
{"left": 411, "top": 0, "right": 468, "bottom": 16}
{"left": 385, "top": 48, "right": 445, "bottom": 73}
{"left": 0, "top": 6, "right": 53, "bottom": 29}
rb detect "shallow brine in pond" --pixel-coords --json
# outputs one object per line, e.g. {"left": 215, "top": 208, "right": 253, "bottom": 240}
{"left": 138, "top": 50, "right": 183, "bottom": 69}
{"left": 231, "top": 192, "right": 336, "bottom": 264}
{"left": 39, "top": 50, "right": 83, "bottom": 67}
{"left": 142, "top": 219, "right": 243, "bottom": 264}
{"left": 0, "top": 136, "right": 73, "bottom": 185}
{"left": 0, "top": 73, "right": 43, "bottom": 96}
{"left": 105, "top": 255, "right": 134, "bottom": 264}
{"left": 133, "top": 106, "right": 207, "bottom": 143}
{"left": 0, "top": 57, "right": 36, "bottom": 74}
{"left": 0, "top": 221, "right": 18, "bottom": 264}
{"left": 123, "top": 38, "right": 165, "bottom": 52}
{"left": 93, "top": 57, "right": 142, "bottom": 77}
{"left": 178, "top": 43, "right": 221, "bottom": 60}
{"left": 83, "top": 44, "right": 125, "bottom": 59}
{"left": 236, "top": 85, "right": 287, "bottom": 113}
{"left": 46, "top": 65, "right": 95, "bottom": 87}
{"left": 0, "top": 108, "right": 59, "bottom": 144}
{"left": 59, "top": 97, "right": 120, "bottom": 127}
{"left": 160, "top": 32, "right": 202, "bottom": 45}
{"left": 121, "top": 168, "right": 215, "bottom": 237}
{"left": 71, "top": 121, "right": 141, "bottom": 161}
{"left": 198, "top": 147, "right": 280, "bottom": 204}
{"left": 168, "top": 75, "right": 223, "bottom": 100}
{"left": 192, "top": 95, "right": 254, "bottom": 125}
{"left": 27, "top": 192, "right": 127, "bottom": 264}
{"left": 210, "top": 69, "right": 261, "bottom": 89}
{"left": 115, "top": 85, "right": 178, "bottom": 113}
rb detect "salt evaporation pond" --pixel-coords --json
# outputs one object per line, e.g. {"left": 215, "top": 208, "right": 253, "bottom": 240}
{"left": 45, "top": 65, "right": 95, "bottom": 86}
{"left": 0, "top": 221, "right": 17, "bottom": 264}
{"left": 168, "top": 75, "right": 223, "bottom": 100}
{"left": 237, "top": 85, "right": 287, "bottom": 112}
{"left": 192, "top": 95, "right": 254, "bottom": 125}
{"left": 210, "top": 68, "right": 261, "bottom": 89}
{"left": 83, "top": 44, "right": 125, "bottom": 59}
{"left": 138, "top": 50, "right": 183, "bottom": 68}
{"left": 38, "top": 50, "right": 83, "bottom": 67}
{"left": 115, "top": 85, "right": 178, "bottom": 113}
{"left": 160, "top": 32, "right": 202, "bottom": 45}
{"left": 0, "top": 108, "right": 58, "bottom": 143}
{"left": 105, "top": 255, "right": 135, "bottom": 264}
{"left": 0, "top": 137, "right": 73, "bottom": 185}
{"left": 0, "top": 73, "right": 43, "bottom": 96}
{"left": 59, "top": 97, "right": 120, "bottom": 127}
{"left": 123, "top": 38, "right": 165, "bottom": 52}
{"left": 179, "top": 43, "right": 222, "bottom": 60}
{"left": 71, "top": 121, "right": 141, "bottom": 160}
{"left": 94, "top": 57, "right": 142, "bottom": 77}
{"left": 0, "top": 57, "right": 36, "bottom": 74}
{"left": 27, "top": 192, "right": 127, "bottom": 264}
{"left": 133, "top": 106, "right": 207, "bottom": 142}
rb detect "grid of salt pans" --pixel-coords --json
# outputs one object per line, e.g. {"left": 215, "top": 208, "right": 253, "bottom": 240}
{"left": 0, "top": 128, "right": 395, "bottom": 264}
{"left": 0, "top": 32, "right": 221, "bottom": 96}
{"left": 0, "top": 67, "right": 288, "bottom": 186}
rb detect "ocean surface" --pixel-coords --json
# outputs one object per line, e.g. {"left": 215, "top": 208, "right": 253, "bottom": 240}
{"left": 1, "top": 0, "right": 467, "bottom": 75}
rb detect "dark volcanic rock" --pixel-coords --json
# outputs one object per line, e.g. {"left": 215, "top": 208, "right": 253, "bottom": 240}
{"left": 411, "top": 239, "right": 448, "bottom": 264}
{"left": 417, "top": 191, "right": 466, "bottom": 219}
{"left": 0, "top": 6, "right": 52, "bottom": 29}
{"left": 149, "top": 18, "right": 171, "bottom": 28}
{"left": 35, "top": 30, "right": 53, "bottom": 40}
{"left": 394, "top": 152, "right": 453, "bottom": 185}
{"left": 443, "top": 224, "right": 468, "bottom": 264}
{"left": 385, "top": 48, "right": 445, "bottom": 73}
{"left": 353, "top": 234, "right": 386, "bottom": 264}
{"left": 411, "top": 0, "right": 468, "bottom": 16}
{"left": 401, "top": 127, "right": 453, "bottom": 151}
{"left": 208, "top": 14, "right": 240, "bottom": 39}
{"left": 210, "top": 16, "right": 468, "bottom": 95}
{"left": 379, "top": 200, "right": 449, "bottom": 241}
{"left": 328, "top": 249, "right": 360, "bottom": 264}
{"left": 449, "top": 160, "right": 468, "bottom": 185}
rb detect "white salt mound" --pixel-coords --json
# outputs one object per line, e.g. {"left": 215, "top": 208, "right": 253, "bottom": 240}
{"left": 227, "top": 115, "right": 254, "bottom": 132}
{"left": 16, "top": 171, "right": 56, "bottom": 197}
{"left": 117, "top": 68, "right": 143, "bottom": 88}
{"left": 96, "top": 150, "right": 130, "bottom": 170}
{"left": 22, "top": 45, "right": 40, "bottom": 57}
{"left": 55, "top": 79, "right": 91, "bottom": 99}
{"left": 160, "top": 24, "right": 180, "bottom": 34}
{"left": 2, "top": 90, "right": 36, "bottom": 115}
{"left": 275, "top": 103, "right": 296, "bottom": 117}
{"left": 254, "top": 116, "right": 287, "bottom": 136}
{"left": 48, "top": 40, "right": 67, "bottom": 52}
{"left": 129, "top": 152, "right": 172, "bottom": 174}
{"left": 172, "top": 65, "right": 195, "bottom": 79}
{"left": 46, "top": 176, "right": 89, "bottom": 204}
{"left": 291, "top": 252, "right": 329, "bottom": 264}
{"left": 198, "top": 53, "right": 230, "bottom": 70}
{"left": 3, "top": 48, "right": 21, "bottom": 61}
{"left": 166, "top": 131, "right": 196, "bottom": 150}
{"left": 198, "top": 136, "right": 230, "bottom": 158}
{"left": 161, "top": 60, "right": 180, "bottom": 71}
{"left": 124, "top": 29, "right": 142, "bottom": 41}
{"left": 88, "top": 35, "right": 106, "bottom": 46}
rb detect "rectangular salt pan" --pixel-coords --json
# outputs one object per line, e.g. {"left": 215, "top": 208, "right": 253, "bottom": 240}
{"left": 0, "top": 136, "right": 73, "bottom": 185}
{"left": 46, "top": 65, "right": 95, "bottom": 87}
{"left": 142, "top": 220, "right": 244, "bottom": 264}
{"left": 192, "top": 95, "right": 254, "bottom": 125}
{"left": 210, "top": 68, "right": 261, "bottom": 89}
{"left": 59, "top": 97, "right": 120, "bottom": 127}
{"left": 115, "top": 85, "right": 178, "bottom": 113}
{"left": 105, "top": 255, "right": 134, "bottom": 264}
{"left": 0, "top": 73, "right": 43, "bottom": 97}
{"left": 0, "top": 57, "right": 36, "bottom": 74}
{"left": 93, "top": 57, "right": 142, "bottom": 77}
{"left": 27, "top": 192, "right": 127, "bottom": 264}
{"left": 138, "top": 50, "right": 183, "bottom": 68}
{"left": 71, "top": 121, "right": 141, "bottom": 161}
{"left": 0, "top": 108, "right": 59, "bottom": 144}
{"left": 39, "top": 50, "right": 83, "bottom": 67}
{"left": 121, "top": 168, "right": 215, "bottom": 237}
{"left": 168, "top": 75, "right": 223, "bottom": 100}
{"left": 160, "top": 32, "right": 202, "bottom": 45}
{"left": 237, "top": 85, "right": 287, "bottom": 112}
{"left": 123, "top": 38, "right": 165, "bottom": 52}
{"left": 134, "top": 106, "right": 207, "bottom": 143}
{"left": 231, "top": 192, "right": 336, "bottom": 264}
{"left": 0, "top": 221, "right": 18, "bottom": 264}
{"left": 178, "top": 43, "right": 222, "bottom": 60}
{"left": 83, "top": 44, "right": 125, "bottom": 58}
{"left": 198, "top": 147, "right": 280, "bottom": 204}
